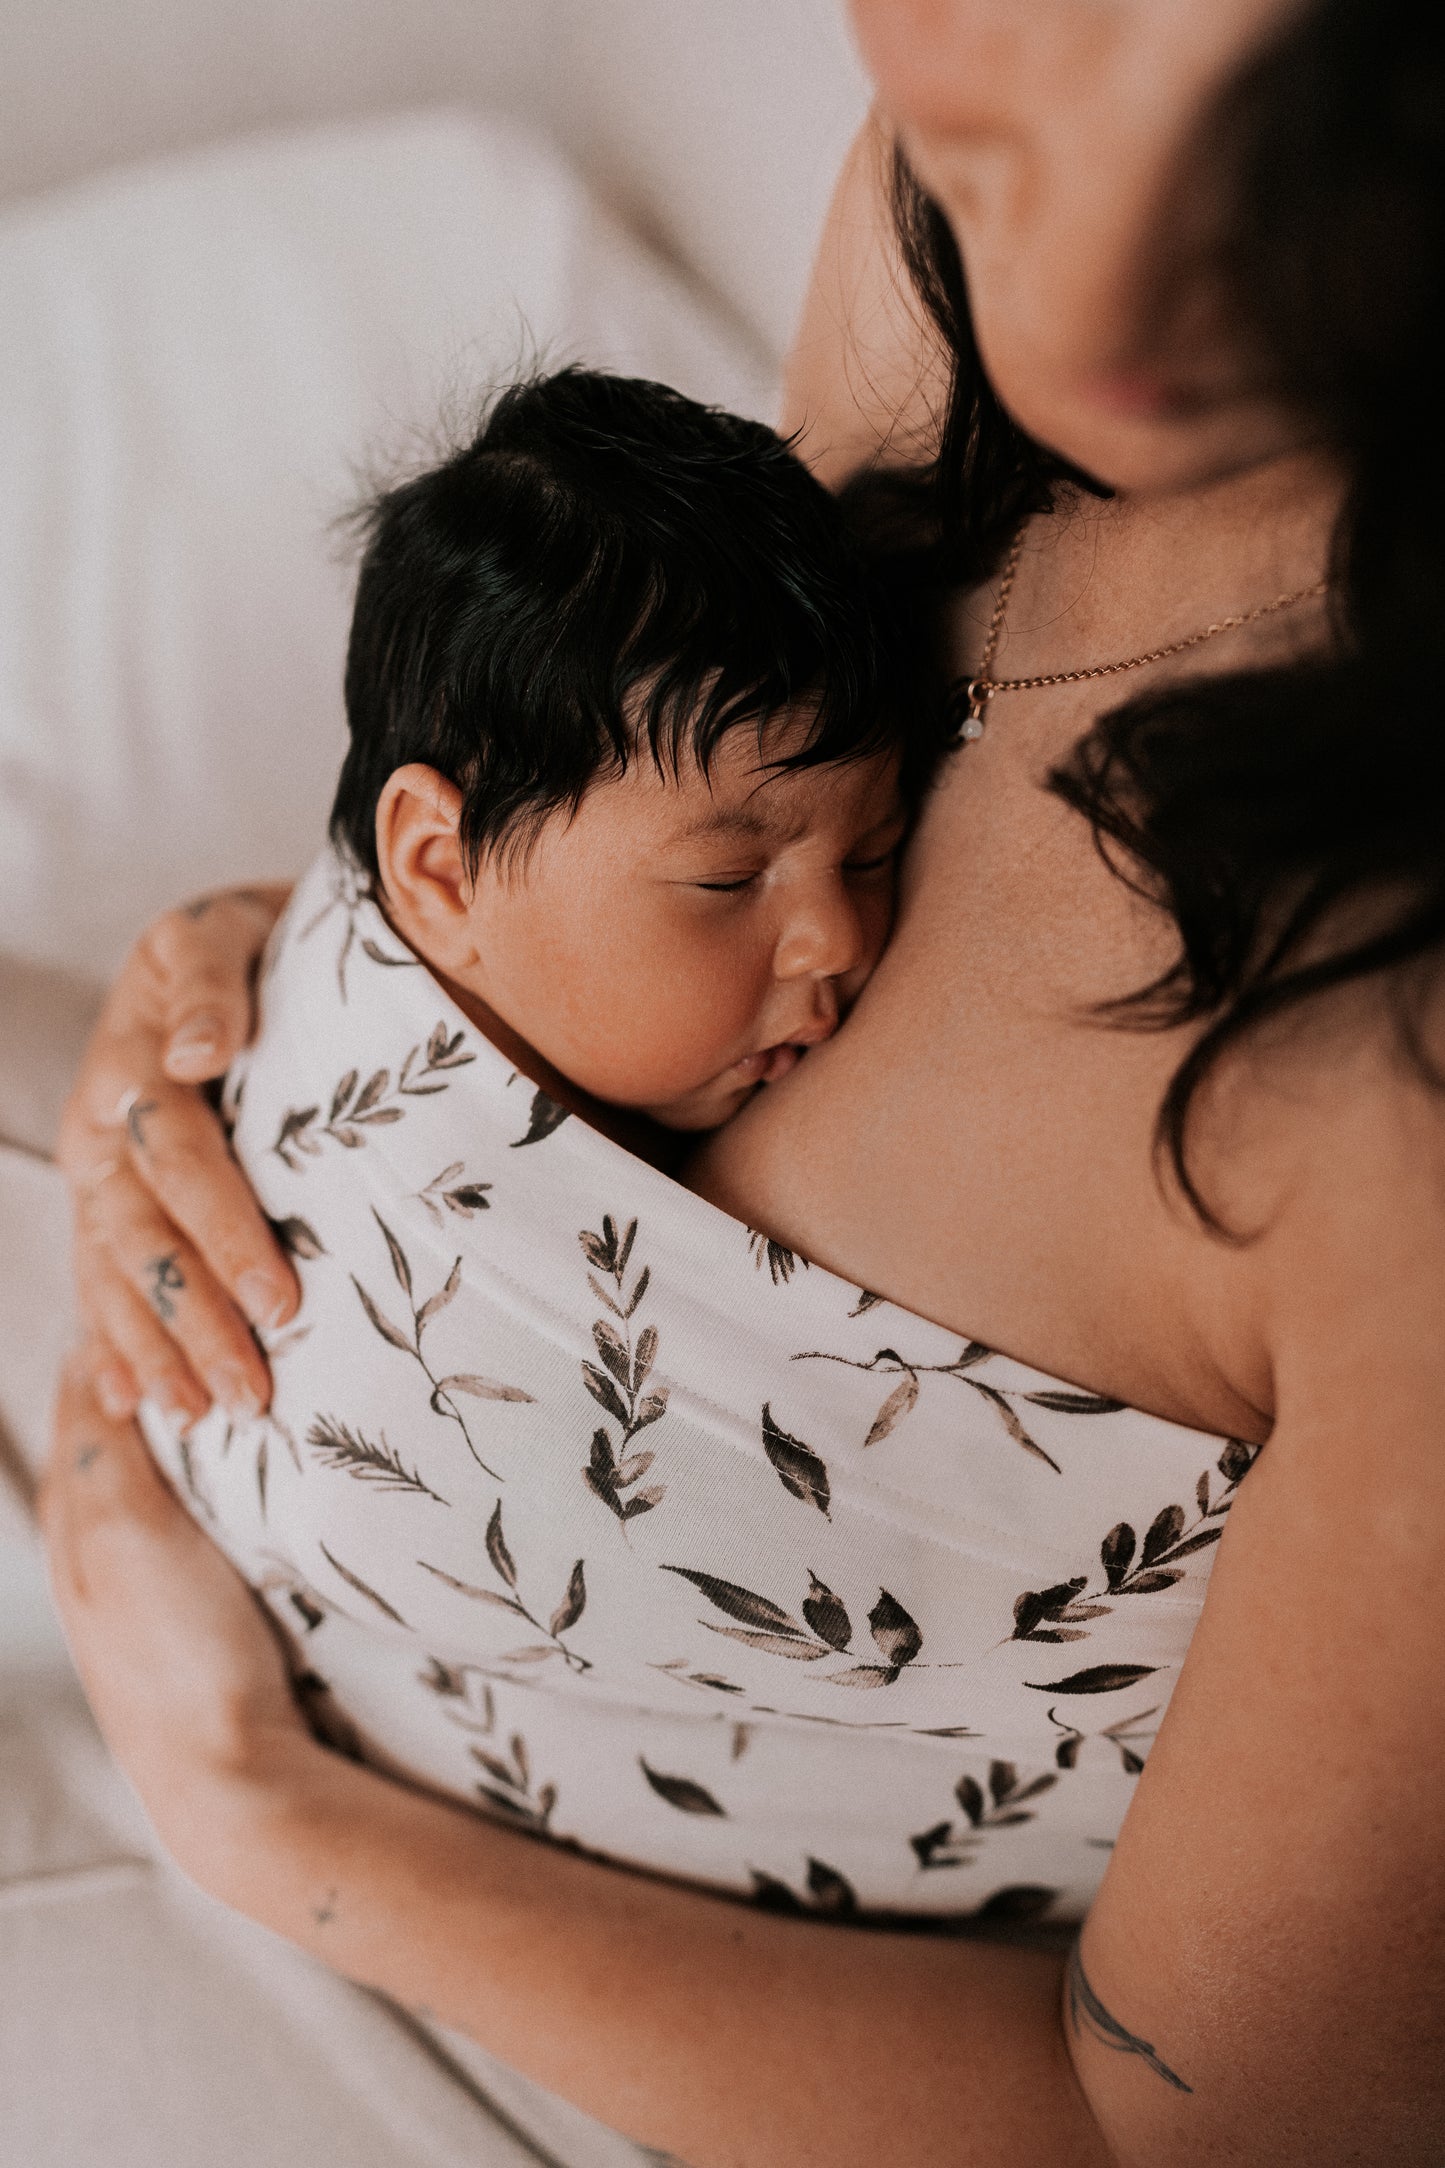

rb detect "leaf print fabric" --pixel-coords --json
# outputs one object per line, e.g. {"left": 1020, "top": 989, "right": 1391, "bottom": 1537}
{"left": 140, "top": 846, "right": 1259, "bottom": 1932}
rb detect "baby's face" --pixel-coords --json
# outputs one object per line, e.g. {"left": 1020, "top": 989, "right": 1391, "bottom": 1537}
{"left": 444, "top": 726, "right": 905, "bottom": 1131}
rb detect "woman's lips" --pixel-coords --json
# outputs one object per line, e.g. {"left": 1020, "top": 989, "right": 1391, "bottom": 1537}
{"left": 1079, "top": 371, "right": 1248, "bottom": 421}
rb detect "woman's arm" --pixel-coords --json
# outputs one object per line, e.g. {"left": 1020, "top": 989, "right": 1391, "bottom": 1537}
{"left": 1066, "top": 1052, "right": 1445, "bottom": 2168}
{"left": 56, "top": 885, "right": 298, "bottom": 1422}
{"left": 41, "top": 1366, "right": 1108, "bottom": 2168}
{"left": 781, "top": 110, "right": 953, "bottom": 484}
{"left": 45, "top": 1029, "right": 1445, "bottom": 2168}
{"left": 210, "top": 1742, "right": 1103, "bottom": 2168}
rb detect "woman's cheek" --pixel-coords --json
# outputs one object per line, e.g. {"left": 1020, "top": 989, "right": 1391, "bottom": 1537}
{"left": 852, "top": 878, "right": 897, "bottom": 981}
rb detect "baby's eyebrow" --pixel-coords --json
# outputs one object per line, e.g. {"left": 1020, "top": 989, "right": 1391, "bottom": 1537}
{"left": 675, "top": 805, "right": 773, "bottom": 844}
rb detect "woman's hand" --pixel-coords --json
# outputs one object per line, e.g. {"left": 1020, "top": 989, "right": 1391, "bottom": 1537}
{"left": 56, "top": 886, "right": 298, "bottom": 1425}
{"left": 40, "top": 1360, "right": 317, "bottom": 1876}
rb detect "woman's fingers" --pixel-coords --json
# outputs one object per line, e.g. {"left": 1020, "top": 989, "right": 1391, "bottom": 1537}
{"left": 42, "top": 1358, "right": 175, "bottom": 1563}
{"left": 56, "top": 884, "right": 297, "bottom": 1418}
{"left": 65, "top": 1059, "right": 286, "bottom": 1398}
{"left": 42, "top": 1356, "right": 307, "bottom": 1833}
{"left": 79, "top": 1331, "right": 142, "bottom": 1423}
{"left": 97, "top": 1062, "right": 294, "bottom": 1320}
{"left": 149, "top": 887, "right": 292, "bottom": 1082}
{"left": 61, "top": 1059, "right": 296, "bottom": 1410}
{"left": 83, "top": 1160, "right": 272, "bottom": 1416}
{"left": 78, "top": 1233, "right": 214, "bottom": 1427}
{"left": 41, "top": 1359, "right": 188, "bottom": 1685}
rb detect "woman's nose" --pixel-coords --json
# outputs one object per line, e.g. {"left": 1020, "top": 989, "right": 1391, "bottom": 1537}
{"left": 772, "top": 879, "right": 866, "bottom": 984}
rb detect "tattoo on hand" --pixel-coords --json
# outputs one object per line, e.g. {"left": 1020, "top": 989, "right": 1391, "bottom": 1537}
{"left": 74, "top": 1443, "right": 103, "bottom": 1474}
{"left": 1066, "top": 1942, "right": 1193, "bottom": 2094}
{"left": 125, "top": 1097, "right": 160, "bottom": 1150}
{"left": 144, "top": 1252, "right": 186, "bottom": 1324}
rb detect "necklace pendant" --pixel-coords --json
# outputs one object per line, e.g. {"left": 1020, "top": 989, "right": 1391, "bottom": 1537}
{"left": 959, "top": 677, "right": 989, "bottom": 743}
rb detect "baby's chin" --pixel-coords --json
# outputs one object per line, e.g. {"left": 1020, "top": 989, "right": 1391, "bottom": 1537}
{"left": 639, "top": 1043, "right": 805, "bottom": 1133}
{"left": 640, "top": 1081, "right": 757, "bottom": 1134}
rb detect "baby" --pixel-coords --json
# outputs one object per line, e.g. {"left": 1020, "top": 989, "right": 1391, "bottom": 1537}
{"left": 327, "top": 365, "right": 934, "bottom": 1150}
{"left": 140, "top": 369, "right": 946, "bottom": 1856}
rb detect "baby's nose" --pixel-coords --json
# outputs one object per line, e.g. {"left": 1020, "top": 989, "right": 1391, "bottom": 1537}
{"left": 773, "top": 883, "right": 865, "bottom": 983}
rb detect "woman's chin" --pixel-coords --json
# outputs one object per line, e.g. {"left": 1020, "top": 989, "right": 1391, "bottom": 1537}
{"left": 1011, "top": 387, "right": 1315, "bottom": 503}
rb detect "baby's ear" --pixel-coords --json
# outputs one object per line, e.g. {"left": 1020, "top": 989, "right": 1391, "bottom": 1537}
{"left": 374, "top": 766, "right": 475, "bottom": 962}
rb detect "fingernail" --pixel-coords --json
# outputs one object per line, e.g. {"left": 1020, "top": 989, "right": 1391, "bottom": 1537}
{"left": 96, "top": 1369, "right": 136, "bottom": 1420}
{"left": 167, "top": 1013, "right": 223, "bottom": 1065}
{"left": 208, "top": 1368, "right": 264, "bottom": 1421}
{"left": 239, "top": 1271, "right": 292, "bottom": 1330}
{"left": 155, "top": 1380, "right": 203, "bottom": 1426}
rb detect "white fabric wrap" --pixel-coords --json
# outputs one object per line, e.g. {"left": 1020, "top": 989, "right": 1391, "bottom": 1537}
{"left": 145, "top": 848, "right": 1247, "bottom": 1930}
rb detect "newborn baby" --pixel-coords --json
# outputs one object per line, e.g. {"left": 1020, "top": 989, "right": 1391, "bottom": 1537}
{"left": 330, "top": 366, "right": 931, "bottom": 1149}
{"left": 141, "top": 369, "right": 969, "bottom": 1897}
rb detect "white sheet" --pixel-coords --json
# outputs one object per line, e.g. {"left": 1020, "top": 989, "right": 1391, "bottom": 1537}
{"left": 0, "top": 110, "right": 776, "bottom": 976}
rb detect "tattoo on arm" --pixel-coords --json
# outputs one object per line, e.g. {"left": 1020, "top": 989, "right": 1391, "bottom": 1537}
{"left": 1066, "top": 1941, "right": 1193, "bottom": 2094}
{"left": 125, "top": 1097, "right": 160, "bottom": 1150}
{"left": 144, "top": 1252, "right": 186, "bottom": 1324}
{"left": 311, "top": 1887, "right": 339, "bottom": 1926}
{"left": 74, "top": 1444, "right": 103, "bottom": 1474}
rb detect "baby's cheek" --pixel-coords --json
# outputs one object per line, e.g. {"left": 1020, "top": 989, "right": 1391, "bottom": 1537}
{"left": 575, "top": 979, "right": 754, "bottom": 1104}
{"left": 509, "top": 891, "right": 765, "bottom": 1106}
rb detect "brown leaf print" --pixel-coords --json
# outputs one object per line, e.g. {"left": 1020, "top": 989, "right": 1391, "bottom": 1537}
{"left": 1011, "top": 1440, "right": 1259, "bottom": 1646}
{"left": 640, "top": 1761, "right": 727, "bottom": 1816}
{"left": 271, "top": 1029, "right": 473, "bottom": 1168}
{"left": 578, "top": 1217, "right": 670, "bottom": 1523}
{"left": 760, "top": 1404, "right": 831, "bottom": 1516}
{"left": 351, "top": 1215, "right": 532, "bottom": 1479}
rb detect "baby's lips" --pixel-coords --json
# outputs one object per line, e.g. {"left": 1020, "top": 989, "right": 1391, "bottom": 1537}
{"left": 760, "top": 1043, "right": 802, "bottom": 1084}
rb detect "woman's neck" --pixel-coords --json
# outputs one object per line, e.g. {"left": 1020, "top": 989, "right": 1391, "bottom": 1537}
{"left": 992, "top": 446, "right": 1344, "bottom": 675}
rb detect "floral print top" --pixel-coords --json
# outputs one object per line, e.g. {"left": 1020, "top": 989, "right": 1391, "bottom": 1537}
{"left": 143, "top": 848, "right": 1259, "bottom": 1935}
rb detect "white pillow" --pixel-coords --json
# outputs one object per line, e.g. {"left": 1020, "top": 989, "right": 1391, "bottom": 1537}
{"left": 0, "top": 111, "right": 777, "bottom": 975}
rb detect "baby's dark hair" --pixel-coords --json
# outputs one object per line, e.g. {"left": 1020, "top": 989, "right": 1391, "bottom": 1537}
{"left": 331, "top": 367, "right": 938, "bottom": 883}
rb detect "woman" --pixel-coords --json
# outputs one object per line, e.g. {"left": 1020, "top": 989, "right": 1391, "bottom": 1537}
{"left": 43, "top": 0, "right": 1445, "bottom": 2161}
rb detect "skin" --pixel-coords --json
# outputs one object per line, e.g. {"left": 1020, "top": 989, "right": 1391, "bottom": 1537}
{"left": 45, "top": 1, "right": 1445, "bottom": 2162}
{"left": 373, "top": 732, "right": 905, "bottom": 1139}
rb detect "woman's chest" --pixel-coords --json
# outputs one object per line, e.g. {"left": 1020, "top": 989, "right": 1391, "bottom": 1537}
{"left": 691, "top": 735, "right": 1273, "bottom": 1440}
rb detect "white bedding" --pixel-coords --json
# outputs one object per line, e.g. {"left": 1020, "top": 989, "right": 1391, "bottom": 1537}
{"left": 0, "top": 110, "right": 775, "bottom": 977}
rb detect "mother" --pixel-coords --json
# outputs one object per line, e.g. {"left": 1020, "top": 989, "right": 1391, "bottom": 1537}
{"left": 44, "top": 0, "right": 1445, "bottom": 2161}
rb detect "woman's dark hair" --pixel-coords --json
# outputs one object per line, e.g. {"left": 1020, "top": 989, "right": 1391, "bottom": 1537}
{"left": 332, "top": 368, "right": 935, "bottom": 885}
{"left": 880, "top": 0, "right": 1445, "bottom": 1225}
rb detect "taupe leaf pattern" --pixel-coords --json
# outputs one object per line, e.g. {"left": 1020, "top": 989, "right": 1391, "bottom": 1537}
{"left": 420, "top": 1505, "right": 590, "bottom": 1674}
{"left": 640, "top": 1761, "right": 727, "bottom": 1816}
{"left": 513, "top": 1088, "right": 571, "bottom": 1148}
{"left": 910, "top": 1759, "right": 1057, "bottom": 1871}
{"left": 577, "top": 1217, "right": 670, "bottom": 1523}
{"left": 863, "top": 1374, "right": 918, "bottom": 1446}
{"left": 760, "top": 1404, "right": 830, "bottom": 1516}
{"left": 318, "top": 1541, "right": 408, "bottom": 1626}
{"left": 307, "top": 1416, "right": 446, "bottom": 1503}
{"left": 1010, "top": 1438, "right": 1259, "bottom": 1646}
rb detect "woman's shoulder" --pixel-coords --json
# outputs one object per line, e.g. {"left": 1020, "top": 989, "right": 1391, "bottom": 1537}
{"left": 1224, "top": 977, "right": 1445, "bottom": 1405}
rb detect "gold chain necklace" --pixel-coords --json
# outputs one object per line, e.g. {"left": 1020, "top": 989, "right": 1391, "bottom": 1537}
{"left": 951, "top": 526, "right": 1330, "bottom": 744}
